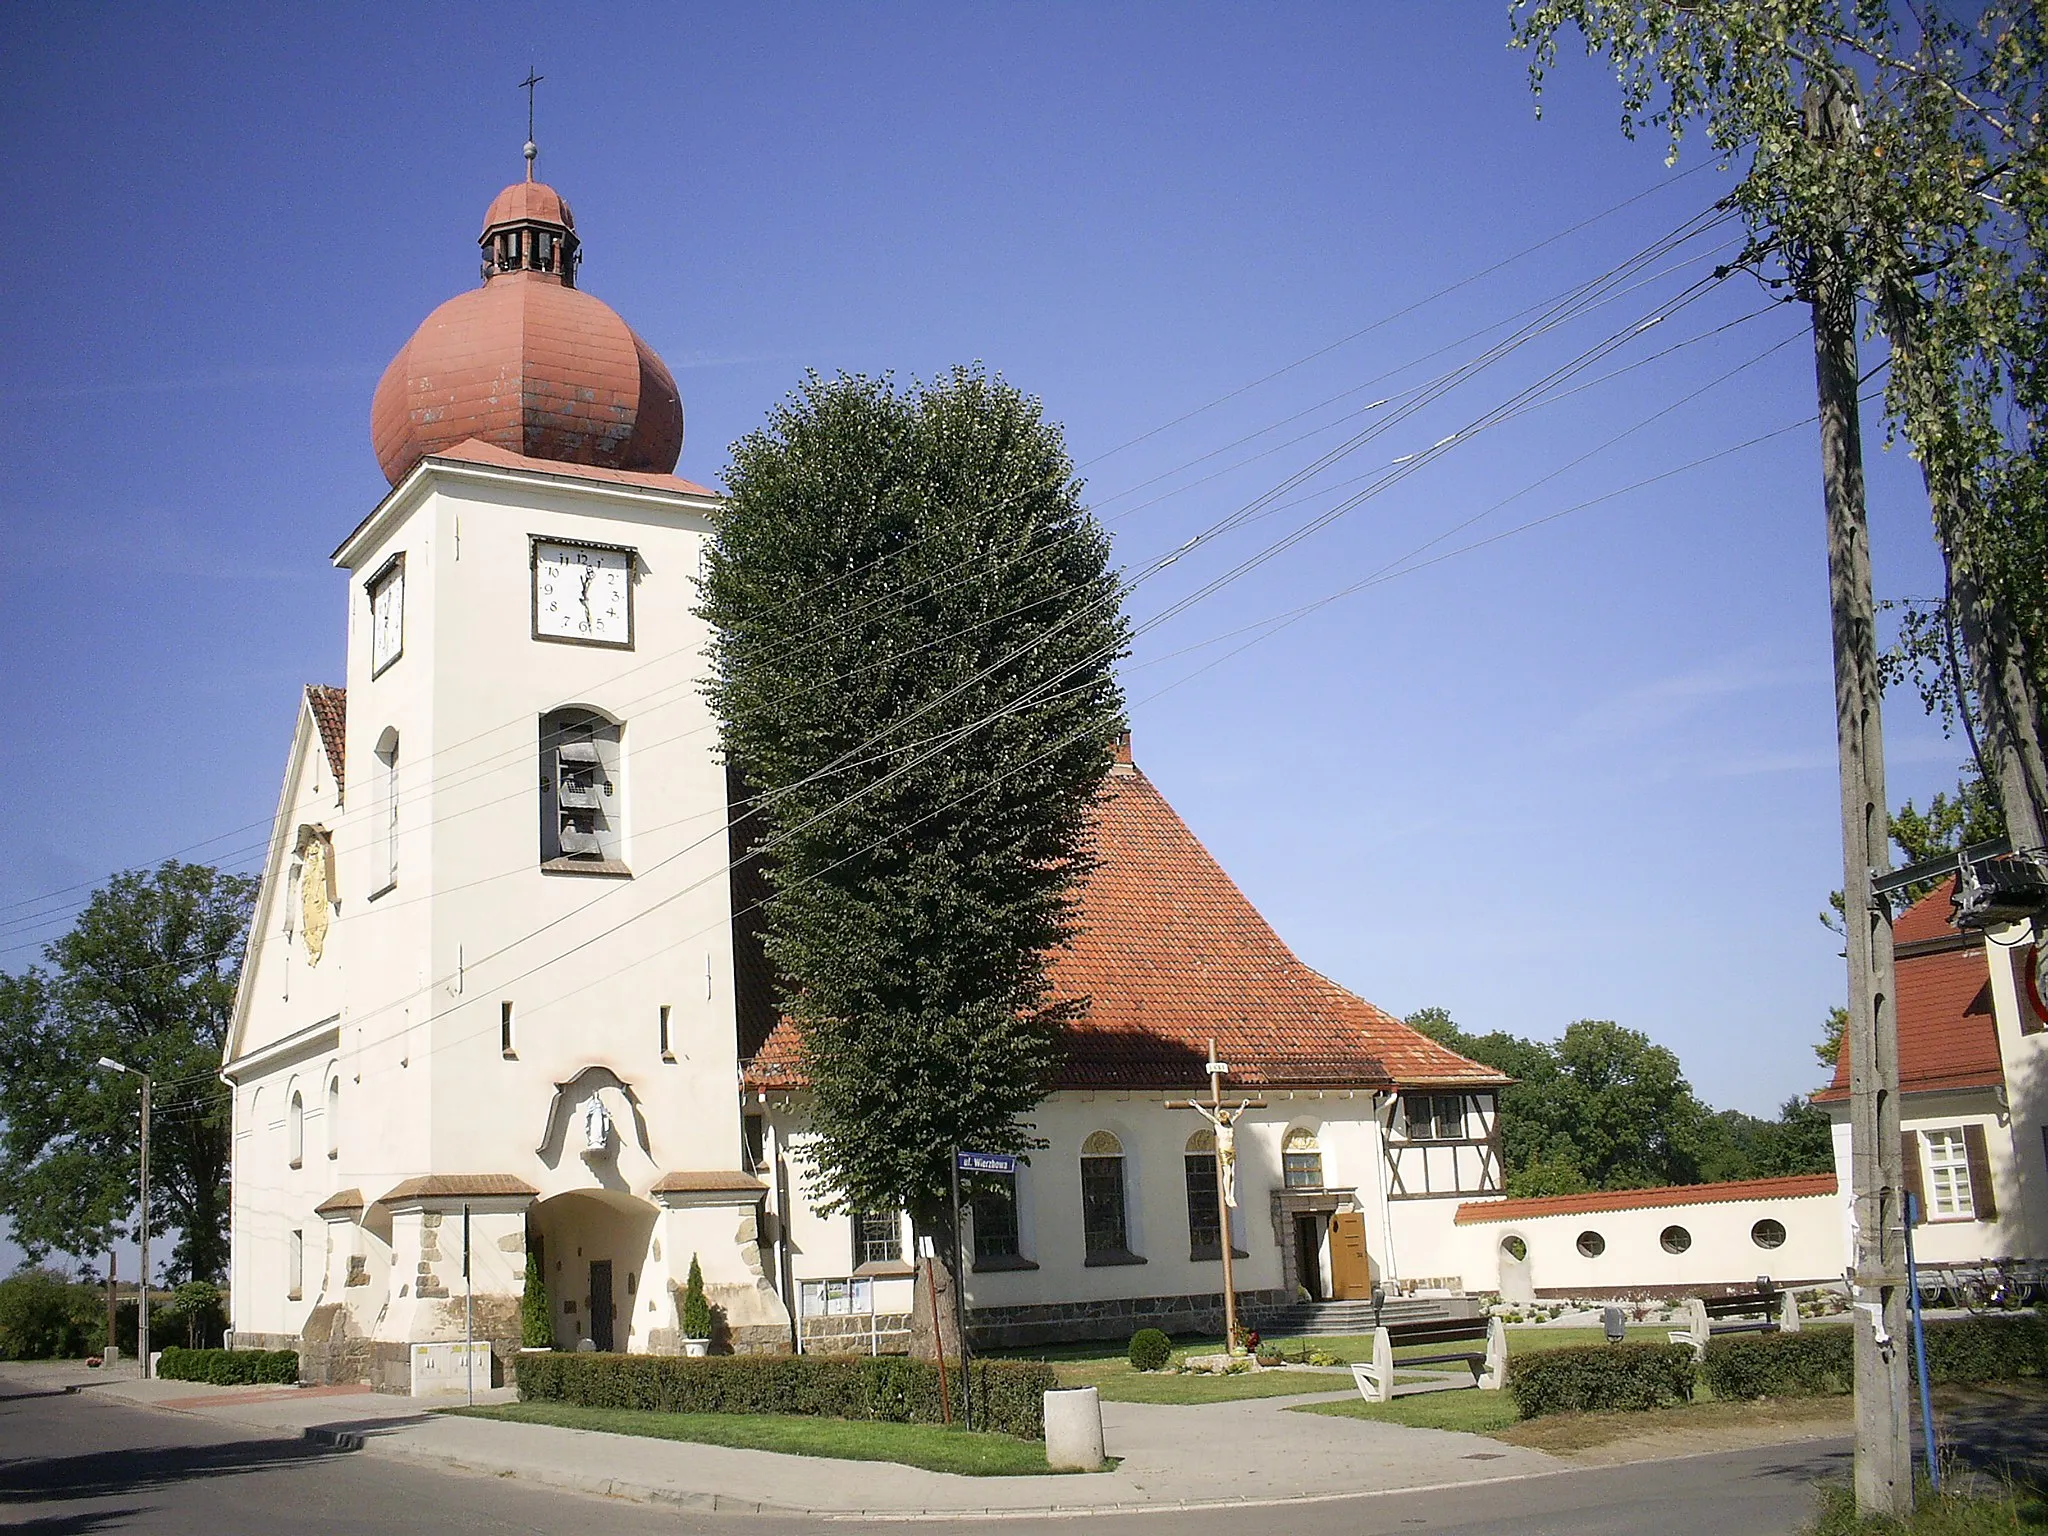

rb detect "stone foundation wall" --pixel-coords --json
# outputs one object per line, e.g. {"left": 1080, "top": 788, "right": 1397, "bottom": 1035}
{"left": 966, "top": 1288, "right": 1291, "bottom": 1349}
{"left": 798, "top": 1311, "right": 912, "bottom": 1354}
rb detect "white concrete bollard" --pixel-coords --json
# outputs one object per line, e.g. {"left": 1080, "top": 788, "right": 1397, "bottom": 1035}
{"left": 1043, "top": 1386, "right": 1105, "bottom": 1471}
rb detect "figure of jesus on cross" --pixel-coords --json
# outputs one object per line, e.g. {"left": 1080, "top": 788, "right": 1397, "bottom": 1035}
{"left": 1167, "top": 1039, "right": 1266, "bottom": 1356}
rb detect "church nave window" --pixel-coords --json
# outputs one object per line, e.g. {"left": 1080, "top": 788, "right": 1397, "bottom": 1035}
{"left": 1184, "top": 1130, "right": 1224, "bottom": 1258}
{"left": 971, "top": 1174, "right": 1020, "bottom": 1263}
{"left": 540, "top": 709, "right": 625, "bottom": 870}
{"left": 1080, "top": 1131, "right": 1133, "bottom": 1262}
{"left": 1282, "top": 1126, "right": 1323, "bottom": 1189}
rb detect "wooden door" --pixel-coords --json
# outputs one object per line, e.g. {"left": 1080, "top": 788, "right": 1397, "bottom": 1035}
{"left": 1327, "top": 1210, "right": 1372, "bottom": 1300}
{"left": 589, "top": 1260, "right": 615, "bottom": 1351}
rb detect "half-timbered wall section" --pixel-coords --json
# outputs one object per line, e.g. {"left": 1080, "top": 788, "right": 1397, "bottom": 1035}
{"left": 1384, "top": 1091, "right": 1502, "bottom": 1199}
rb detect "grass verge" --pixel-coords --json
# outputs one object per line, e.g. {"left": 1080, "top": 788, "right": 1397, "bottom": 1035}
{"left": 1290, "top": 1390, "right": 1522, "bottom": 1434}
{"left": 444, "top": 1402, "right": 1084, "bottom": 1477}
{"left": 1805, "top": 1481, "right": 2048, "bottom": 1533}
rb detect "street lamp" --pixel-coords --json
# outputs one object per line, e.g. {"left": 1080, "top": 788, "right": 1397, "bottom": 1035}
{"left": 98, "top": 1057, "right": 151, "bottom": 1379}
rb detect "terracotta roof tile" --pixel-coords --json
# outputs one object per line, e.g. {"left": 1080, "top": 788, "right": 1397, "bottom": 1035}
{"left": 1816, "top": 881, "right": 2004, "bottom": 1103}
{"left": 1453, "top": 1172, "right": 1838, "bottom": 1224}
{"left": 306, "top": 685, "right": 346, "bottom": 794}
{"left": 746, "top": 759, "right": 1508, "bottom": 1095}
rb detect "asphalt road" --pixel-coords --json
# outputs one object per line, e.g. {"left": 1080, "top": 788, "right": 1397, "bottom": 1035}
{"left": 0, "top": 1374, "right": 1853, "bottom": 1535}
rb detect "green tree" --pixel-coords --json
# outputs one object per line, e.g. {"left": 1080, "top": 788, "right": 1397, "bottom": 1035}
{"left": 0, "top": 861, "right": 256, "bottom": 1281}
{"left": 520, "top": 1250, "right": 552, "bottom": 1349}
{"left": 0, "top": 1267, "right": 105, "bottom": 1360}
{"left": 700, "top": 368, "right": 1128, "bottom": 1358}
{"left": 1511, "top": 1, "right": 2048, "bottom": 846}
{"left": 1815, "top": 1005, "right": 1848, "bottom": 1070}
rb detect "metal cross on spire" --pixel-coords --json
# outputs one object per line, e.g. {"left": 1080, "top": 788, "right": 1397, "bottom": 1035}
{"left": 520, "top": 68, "right": 544, "bottom": 179}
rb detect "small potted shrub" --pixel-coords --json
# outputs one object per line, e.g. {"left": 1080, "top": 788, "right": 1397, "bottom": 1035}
{"left": 680, "top": 1254, "right": 713, "bottom": 1357}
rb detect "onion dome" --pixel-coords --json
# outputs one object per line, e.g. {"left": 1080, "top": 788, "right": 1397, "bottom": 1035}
{"left": 371, "top": 178, "right": 684, "bottom": 486}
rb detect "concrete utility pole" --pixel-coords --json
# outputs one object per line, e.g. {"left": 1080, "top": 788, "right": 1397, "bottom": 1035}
{"left": 1804, "top": 79, "right": 1913, "bottom": 1521}
{"left": 98, "top": 1057, "right": 152, "bottom": 1380}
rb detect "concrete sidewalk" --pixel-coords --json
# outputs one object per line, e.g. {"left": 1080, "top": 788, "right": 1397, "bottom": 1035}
{"left": 3, "top": 1361, "right": 1562, "bottom": 1517}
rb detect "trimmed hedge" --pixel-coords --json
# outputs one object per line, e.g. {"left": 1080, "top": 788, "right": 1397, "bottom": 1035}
{"left": 514, "top": 1351, "right": 1058, "bottom": 1440}
{"left": 156, "top": 1346, "right": 300, "bottom": 1385}
{"left": 1509, "top": 1343, "right": 1695, "bottom": 1419}
{"left": 1704, "top": 1316, "right": 2048, "bottom": 1400}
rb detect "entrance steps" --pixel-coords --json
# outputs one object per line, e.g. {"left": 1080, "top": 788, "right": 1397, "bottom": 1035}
{"left": 1249, "top": 1295, "right": 1478, "bottom": 1337}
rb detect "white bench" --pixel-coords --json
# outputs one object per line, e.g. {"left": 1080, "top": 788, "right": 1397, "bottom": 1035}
{"left": 1667, "top": 1287, "right": 1800, "bottom": 1362}
{"left": 1351, "top": 1315, "right": 1507, "bottom": 1402}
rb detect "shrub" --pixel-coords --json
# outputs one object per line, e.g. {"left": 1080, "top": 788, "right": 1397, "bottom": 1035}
{"left": 1509, "top": 1343, "right": 1695, "bottom": 1419}
{"left": 0, "top": 1269, "right": 105, "bottom": 1360}
{"left": 1705, "top": 1317, "right": 2047, "bottom": 1401}
{"left": 155, "top": 1347, "right": 299, "bottom": 1385}
{"left": 681, "top": 1255, "right": 713, "bottom": 1340}
{"left": 160, "top": 1282, "right": 227, "bottom": 1350}
{"left": 1127, "top": 1328, "right": 1171, "bottom": 1371}
{"left": 520, "top": 1252, "right": 552, "bottom": 1350}
{"left": 514, "top": 1351, "right": 1058, "bottom": 1439}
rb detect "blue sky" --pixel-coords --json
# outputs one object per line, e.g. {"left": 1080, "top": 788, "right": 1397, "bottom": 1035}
{"left": 0, "top": 5, "right": 1964, "bottom": 1276}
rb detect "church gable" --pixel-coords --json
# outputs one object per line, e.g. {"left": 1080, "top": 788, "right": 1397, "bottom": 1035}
{"left": 225, "top": 686, "right": 348, "bottom": 1068}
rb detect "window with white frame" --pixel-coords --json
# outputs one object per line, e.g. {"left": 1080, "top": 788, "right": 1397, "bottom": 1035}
{"left": 1282, "top": 1126, "right": 1324, "bottom": 1189}
{"left": 1402, "top": 1093, "right": 1467, "bottom": 1140}
{"left": 851, "top": 1211, "right": 902, "bottom": 1268}
{"left": 1925, "top": 1128, "right": 1976, "bottom": 1219}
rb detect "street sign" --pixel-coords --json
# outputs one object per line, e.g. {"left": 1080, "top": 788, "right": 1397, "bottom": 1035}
{"left": 955, "top": 1150, "right": 1017, "bottom": 1175}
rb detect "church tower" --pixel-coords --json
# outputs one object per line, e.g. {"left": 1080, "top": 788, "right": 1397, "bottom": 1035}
{"left": 223, "top": 165, "right": 787, "bottom": 1385}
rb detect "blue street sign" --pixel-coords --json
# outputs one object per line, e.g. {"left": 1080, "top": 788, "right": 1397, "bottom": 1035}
{"left": 956, "top": 1150, "right": 1017, "bottom": 1175}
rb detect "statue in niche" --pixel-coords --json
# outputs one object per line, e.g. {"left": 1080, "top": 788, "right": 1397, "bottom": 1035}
{"left": 298, "top": 830, "right": 333, "bottom": 966}
{"left": 580, "top": 1094, "right": 612, "bottom": 1157}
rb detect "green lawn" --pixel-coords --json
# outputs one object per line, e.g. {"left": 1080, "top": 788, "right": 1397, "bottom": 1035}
{"left": 445, "top": 1402, "right": 1082, "bottom": 1477}
{"left": 1805, "top": 1481, "right": 2048, "bottom": 1534}
{"left": 991, "top": 1325, "right": 1676, "bottom": 1405}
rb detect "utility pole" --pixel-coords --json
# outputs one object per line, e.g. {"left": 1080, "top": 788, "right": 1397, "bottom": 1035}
{"left": 98, "top": 1057, "right": 152, "bottom": 1380}
{"left": 1804, "top": 79, "right": 1912, "bottom": 1521}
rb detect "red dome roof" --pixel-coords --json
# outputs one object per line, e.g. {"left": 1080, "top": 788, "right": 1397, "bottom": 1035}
{"left": 370, "top": 180, "right": 683, "bottom": 487}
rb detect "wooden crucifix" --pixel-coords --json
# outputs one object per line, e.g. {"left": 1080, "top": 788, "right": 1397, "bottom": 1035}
{"left": 1167, "top": 1038, "right": 1265, "bottom": 1355}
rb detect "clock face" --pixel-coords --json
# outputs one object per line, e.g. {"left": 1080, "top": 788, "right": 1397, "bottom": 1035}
{"left": 533, "top": 539, "right": 633, "bottom": 647}
{"left": 369, "top": 558, "right": 404, "bottom": 675}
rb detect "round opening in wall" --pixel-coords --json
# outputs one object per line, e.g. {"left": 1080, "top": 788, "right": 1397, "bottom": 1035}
{"left": 1751, "top": 1218, "right": 1787, "bottom": 1250}
{"left": 1660, "top": 1225, "right": 1692, "bottom": 1254}
{"left": 1576, "top": 1230, "right": 1606, "bottom": 1258}
{"left": 1501, "top": 1236, "right": 1528, "bottom": 1263}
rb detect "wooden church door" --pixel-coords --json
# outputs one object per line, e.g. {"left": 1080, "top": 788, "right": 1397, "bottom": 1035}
{"left": 1327, "top": 1210, "right": 1372, "bottom": 1300}
{"left": 589, "top": 1260, "right": 616, "bottom": 1352}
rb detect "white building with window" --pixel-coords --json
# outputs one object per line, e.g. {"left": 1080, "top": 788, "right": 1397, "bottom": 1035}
{"left": 1818, "top": 877, "right": 2048, "bottom": 1276}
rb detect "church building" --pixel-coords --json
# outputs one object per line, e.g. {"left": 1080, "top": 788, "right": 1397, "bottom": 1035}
{"left": 221, "top": 164, "right": 1586, "bottom": 1384}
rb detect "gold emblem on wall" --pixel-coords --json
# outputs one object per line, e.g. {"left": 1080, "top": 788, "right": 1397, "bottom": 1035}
{"left": 297, "top": 828, "right": 334, "bottom": 966}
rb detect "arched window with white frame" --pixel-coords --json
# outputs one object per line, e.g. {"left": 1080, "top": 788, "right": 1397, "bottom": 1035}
{"left": 287, "top": 1088, "right": 305, "bottom": 1169}
{"left": 326, "top": 1075, "right": 340, "bottom": 1159}
{"left": 1080, "top": 1131, "right": 1131, "bottom": 1260}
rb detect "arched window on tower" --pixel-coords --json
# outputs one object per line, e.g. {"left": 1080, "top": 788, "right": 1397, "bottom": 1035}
{"left": 374, "top": 728, "right": 399, "bottom": 893}
{"left": 540, "top": 709, "right": 624, "bottom": 869}
{"left": 326, "top": 1076, "right": 340, "bottom": 1160}
{"left": 288, "top": 1090, "right": 304, "bottom": 1170}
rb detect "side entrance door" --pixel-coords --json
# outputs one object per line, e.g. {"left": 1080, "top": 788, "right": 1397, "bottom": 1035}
{"left": 1327, "top": 1210, "right": 1373, "bottom": 1300}
{"left": 588, "top": 1260, "right": 615, "bottom": 1352}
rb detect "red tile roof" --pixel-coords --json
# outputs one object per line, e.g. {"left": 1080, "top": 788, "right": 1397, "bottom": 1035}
{"left": 306, "top": 685, "right": 346, "bottom": 794}
{"left": 745, "top": 761, "right": 1508, "bottom": 1095}
{"left": 1815, "top": 879, "right": 2005, "bottom": 1103}
{"left": 1453, "top": 1172, "right": 1838, "bottom": 1225}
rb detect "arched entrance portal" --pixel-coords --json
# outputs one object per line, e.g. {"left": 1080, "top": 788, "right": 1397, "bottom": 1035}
{"left": 529, "top": 1190, "right": 659, "bottom": 1352}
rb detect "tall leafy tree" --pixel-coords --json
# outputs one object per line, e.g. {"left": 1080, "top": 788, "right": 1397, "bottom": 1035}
{"left": 0, "top": 862, "right": 254, "bottom": 1282}
{"left": 700, "top": 368, "right": 1128, "bottom": 1356}
{"left": 1511, "top": 1, "right": 2048, "bottom": 846}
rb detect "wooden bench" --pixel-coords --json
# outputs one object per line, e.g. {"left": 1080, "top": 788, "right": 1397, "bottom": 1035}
{"left": 1668, "top": 1285, "right": 1800, "bottom": 1362}
{"left": 1351, "top": 1315, "right": 1508, "bottom": 1402}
